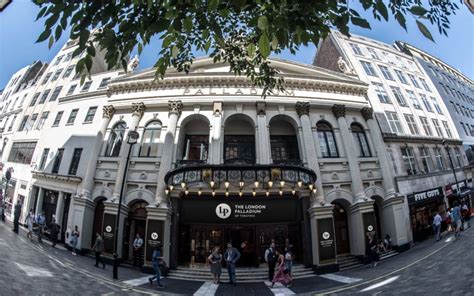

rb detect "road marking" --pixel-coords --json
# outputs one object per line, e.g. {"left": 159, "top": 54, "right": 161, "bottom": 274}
{"left": 360, "top": 275, "right": 400, "bottom": 292}
{"left": 320, "top": 274, "right": 362, "bottom": 284}
{"left": 265, "top": 281, "right": 295, "bottom": 296}
{"left": 194, "top": 281, "right": 219, "bottom": 296}
{"left": 15, "top": 263, "right": 54, "bottom": 277}
{"left": 123, "top": 276, "right": 153, "bottom": 287}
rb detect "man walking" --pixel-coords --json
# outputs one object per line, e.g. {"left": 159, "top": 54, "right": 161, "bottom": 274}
{"left": 92, "top": 232, "right": 106, "bottom": 269}
{"left": 36, "top": 212, "right": 46, "bottom": 243}
{"left": 133, "top": 233, "right": 144, "bottom": 267}
{"left": 432, "top": 212, "right": 442, "bottom": 241}
{"left": 224, "top": 242, "right": 241, "bottom": 286}
{"left": 149, "top": 244, "right": 165, "bottom": 288}
{"left": 452, "top": 202, "right": 462, "bottom": 238}
{"left": 265, "top": 241, "right": 277, "bottom": 282}
{"left": 49, "top": 218, "right": 60, "bottom": 247}
{"left": 12, "top": 201, "right": 21, "bottom": 234}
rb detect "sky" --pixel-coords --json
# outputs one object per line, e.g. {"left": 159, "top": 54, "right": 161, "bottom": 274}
{"left": 1, "top": 1, "right": 473, "bottom": 90}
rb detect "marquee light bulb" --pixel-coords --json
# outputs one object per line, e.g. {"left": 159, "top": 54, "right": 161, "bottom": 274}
{"left": 169, "top": 185, "right": 174, "bottom": 191}
{"left": 254, "top": 181, "right": 260, "bottom": 188}
{"left": 313, "top": 188, "right": 317, "bottom": 194}
{"left": 292, "top": 189, "right": 296, "bottom": 195}
{"left": 224, "top": 181, "right": 230, "bottom": 189}
{"left": 265, "top": 191, "right": 270, "bottom": 197}
{"left": 239, "top": 191, "right": 243, "bottom": 197}
{"left": 297, "top": 181, "right": 303, "bottom": 188}
{"left": 210, "top": 180, "right": 215, "bottom": 188}
{"left": 165, "top": 189, "right": 170, "bottom": 195}
{"left": 181, "top": 182, "right": 186, "bottom": 189}
{"left": 211, "top": 191, "right": 216, "bottom": 197}
{"left": 268, "top": 180, "right": 273, "bottom": 188}
{"left": 308, "top": 183, "right": 314, "bottom": 190}
{"left": 252, "top": 190, "right": 256, "bottom": 197}
{"left": 185, "top": 189, "right": 189, "bottom": 195}
{"left": 225, "top": 191, "right": 229, "bottom": 197}
{"left": 198, "top": 188, "right": 202, "bottom": 196}
{"left": 239, "top": 181, "right": 245, "bottom": 188}
{"left": 280, "top": 180, "right": 285, "bottom": 187}
{"left": 279, "top": 190, "right": 283, "bottom": 196}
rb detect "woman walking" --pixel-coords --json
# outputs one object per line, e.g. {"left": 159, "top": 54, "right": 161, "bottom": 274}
{"left": 70, "top": 225, "right": 80, "bottom": 255}
{"left": 284, "top": 246, "right": 294, "bottom": 286}
{"left": 208, "top": 246, "right": 222, "bottom": 284}
{"left": 366, "top": 232, "right": 378, "bottom": 267}
{"left": 25, "top": 209, "right": 34, "bottom": 240}
{"left": 271, "top": 250, "right": 291, "bottom": 288}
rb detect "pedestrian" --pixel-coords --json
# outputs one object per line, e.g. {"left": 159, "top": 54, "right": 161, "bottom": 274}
{"left": 383, "top": 234, "right": 392, "bottom": 251}
{"left": 12, "top": 201, "right": 21, "bottom": 234}
{"left": 224, "top": 242, "right": 241, "bottom": 286}
{"left": 208, "top": 246, "right": 222, "bottom": 284}
{"left": 271, "top": 249, "right": 291, "bottom": 288}
{"left": 452, "top": 202, "right": 462, "bottom": 238}
{"left": 445, "top": 209, "right": 452, "bottom": 232}
{"left": 70, "top": 225, "right": 80, "bottom": 255}
{"left": 433, "top": 212, "right": 442, "bottom": 241}
{"left": 264, "top": 241, "right": 277, "bottom": 282}
{"left": 25, "top": 209, "right": 34, "bottom": 240}
{"left": 461, "top": 203, "right": 470, "bottom": 229}
{"left": 49, "top": 218, "right": 60, "bottom": 248}
{"left": 132, "top": 233, "right": 144, "bottom": 267}
{"left": 283, "top": 246, "right": 294, "bottom": 286}
{"left": 149, "top": 244, "right": 165, "bottom": 288}
{"left": 36, "top": 212, "right": 46, "bottom": 243}
{"left": 91, "top": 232, "right": 106, "bottom": 269}
{"left": 366, "top": 232, "right": 378, "bottom": 267}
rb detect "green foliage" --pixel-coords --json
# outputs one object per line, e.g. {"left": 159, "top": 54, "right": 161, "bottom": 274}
{"left": 33, "top": 0, "right": 461, "bottom": 95}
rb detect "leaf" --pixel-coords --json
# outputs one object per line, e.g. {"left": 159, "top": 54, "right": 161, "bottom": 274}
{"left": 36, "top": 6, "right": 48, "bottom": 21}
{"left": 48, "top": 35, "right": 54, "bottom": 49}
{"left": 376, "top": 0, "right": 389, "bottom": 21}
{"left": 410, "top": 6, "right": 428, "bottom": 16}
{"left": 271, "top": 35, "right": 278, "bottom": 50}
{"left": 79, "top": 30, "right": 90, "bottom": 46}
{"left": 184, "top": 16, "right": 193, "bottom": 32}
{"left": 87, "top": 45, "right": 96, "bottom": 57}
{"left": 36, "top": 28, "right": 51, "bottom": 43}
{"left": 247, "top": 43, "right": 256, "bottom": 56}
{"left": 171, "top": 45, "right": 179, "bottom": 58}
{"left": 138, "top": 43, "right": 143, "bottom": 55}
{"left": 55, "top": 25, "right": 62, "bottom": 41}
{"left": 208, "top": 0, "right": 219, "bottom": 10}
{"left": 416, "top": 20, "right": 434, "bottom": 41}
{"left": 351, "top": 17, "right": 371, "bottom": 29}
{"left": 259, "top": 33, "right": 270, "bottom": 58}
{"left": 395, "top": 12, "right": 407, "bottom": 31}
{"left": 257, "top": 16, "right": 268, "bottom": 31}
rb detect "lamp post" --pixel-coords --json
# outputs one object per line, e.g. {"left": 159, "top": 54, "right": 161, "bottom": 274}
{"left": 113, "top": 130, "right": 139, "bottom": 279}
{"left": 442, "top": 140, "right": 460, "bottom": 199}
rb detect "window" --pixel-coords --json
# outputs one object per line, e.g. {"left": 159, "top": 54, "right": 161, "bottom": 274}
{"left": 98, "top": 78, "right": 111, "bottom": 89}
{"left": 408, "top": 74, "right": 420, "bottom": 88}
{"left": 8, "top": 142, "right": 37, "bottom": 164}
{"left": 434, "top": 147, "right": 446, "bottom": 170}
{"left": 394, "top": 69, "right": 408, "bottom": 84}
{"left": 378, "top": 65, "right": 394, "bottom": 80}
{"left": 316, "top": 121, "right": 339, "bottom": 158}
{"left": 139, "top": 121, "right": 162, "bottom": 157}
{"left": 54, "top": 55, "right": 64, "bottom": 65}
{"left": 401, "top": 147, "right": 418, "bottom": 175}
{"left": 385, "top": 112, "right": 404, "bottom": 134}
{"left": 41, "top": 72, "right": 52, "bottom": 85}
{"left": 450, "top": 102, "right": 459, "bottom": 114}
{"left": 29, "top": 92, "right": 40, "bottom": 106}
{"left": 419, "top": 147, "right": 433, "bottom": 173}
{"left": 18, "top": 116, "right": 28, "bottom": 131}
{"left": 471, "top": 125, "right": 474, "bottom": 137}
{"left": 391, "top": 87, "right": 407, "bottom": 106}
{"left": 361, "top": 61, "right": 377, "bottom": 76}
{"left": 270, "top": 135, "right": 300, "bottom": 162}
{"left": 51, "top": 68, "right": 63, "bottom": 81}
{"left": 26, "top": 113, "right": 38, "bottom": 131}
{"left": 350, "top": 43, "right": 363, "bottom": 55}
{"left": 39, "top": 89, "right": 51, "bottom": 104}
{"left": 454, "top": 147, "right": 463, "bottom": 168}
{"left": 420, "top": 94, "right": 433, "bottom": 112}
{"left": 68, "top": 148, "right": 83, "bottom": 175}
{"left": 49, "top": 86, "right": 62, "bottom": 101}
{"left": 431, "top": 97, "right": 442, "bottom": 114}
{"left": 84, "top": 106, "right": 97, "bottom": 123}
{"left": 66, "top": 84, "right": 77, "bottom": 95}
{"left": 406, "top": 91, "right": 421, "bottom": 109}
{"left": 52, "top": 111, "right": 63, "bottom": 126}
{"left": 432, "top": 119, "right": 443, "bottom": 137}
{"left": 442, "top": 121, "right": 453, "bottom": 138}
{"left": 39, "top": 148, "right": 50, "bottom": 171}
{"left": 419, "top": 117, "right": 432, "bottom": 136}
{"left": 63, "top": 65, "right": 74, "bottom": 78}
{"left": 81, "top": 80, "right": 92, "bottom": 92}
{"left": 367, "top": 48, "right": 379, "bottom": 60}
{"left": 419, "top": 78, "right": 431, "bottom": 92}
{"left": 51, "top": 148, "right": 64, "bottom": 174}
{"left": 67, "top": 109, "right": 79, "bottom": 124}
{"left": 460, "top": 122, "right": 469, "bottom": 136}
{"left": 404, "top": 114, "right": 419, "bottom": 135}
{"left": 105, "top": 122, "right": 127, "bottom": 157}
{"left": 8, "top": 115, "right": 16, "bottom": 131}
{"left": 373, "top": 82, "right": 390, "bottom": 103}
{"left": 183, "top": 135, "right": 210, "bottom": 161}
{"left": 351, "top": 123, "right": 371, "bottom": 157}
{"left": 36, "top": 112, "right": 49, "bottom": 130}
{"left": 65, "top": 52, "right": 73, "bottom": 61}
{"left": 457, "top": 104, "right": 464, "bottom": 116}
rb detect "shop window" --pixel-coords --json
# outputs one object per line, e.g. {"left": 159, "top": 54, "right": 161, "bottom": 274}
{"left": 105, "top": 122, "right": 127, "bottom": 157}
{"left": 316, "top": 121, "right": 339, "bottom": 158}
{"left": 139, "top": 121, "right": 162, "bottom": 157}
{"left": 351, "top": 123, "right": 371, "bottom": 157}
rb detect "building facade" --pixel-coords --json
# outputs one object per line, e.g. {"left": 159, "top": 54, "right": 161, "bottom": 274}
{"left": 314, "top": 31, "right": 471, "bottom": 243}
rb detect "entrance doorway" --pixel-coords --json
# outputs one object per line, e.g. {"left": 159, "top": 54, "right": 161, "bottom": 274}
{"left": 92, "top": 198, "right": 106, "bottom": 245}
{"left": 333, "top": 202, "right": 350, "bottom": 255}
{"left": 225, "top": 226, "right": 255, "bottom": 267}
{"left": 61, "top": 194, "right": 71, "bottom": 242}
{"left": 123, "top": 200, "right": 148, "bottom": 261}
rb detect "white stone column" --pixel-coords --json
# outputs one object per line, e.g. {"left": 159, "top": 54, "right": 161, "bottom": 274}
{"left": 81, "top": 105, "right": 116, "bottom": 200}
{"left": 362, "top": 108, "right": 397, "bottom": 199}
{"left": 112, "top": 102, "right": 146, "bottom": 200}
{"left": 35, "top": 187, "right": 44, "bottom": 216}
{"left": 54, "top": 191, "right": 64, "bottom": 222}
{"left": 333, "top": 104, "right": 366, "bottom": 202}
{"left": 209, "top": 102, "right": 222, "bottom": 164}
{"left": 256, "top": 102, "right": 271, "bottom": 164}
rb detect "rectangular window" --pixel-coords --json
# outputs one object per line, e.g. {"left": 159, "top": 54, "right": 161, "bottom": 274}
{"left": 54, "top": 55, "right": 64, "bottom": 65}
{"left": 432, "top": 119, "right": 443, "bottom": 137}
{"left": 98, "top": 78, "right": 111, "bottom": 89}
{"left": 442, "top": 121, "right": 453, "bottom": 138}
{"left": 49, "top": 86, "right": 62, "bottom": 101}
{"left": 385, "top": 112, "right": 404, "bottom": 134}
{"left": 81, "top": 81, "right": 92, "bottom": 92}
{"left": 68, "top": 148, "right": 83, "bottom": 175}
{"left": 419, "top": 147, "right": 433, "bottom": 173}
{"left": 52, "top": 111, "right": 63, "bottom": 126}
{"left": 67, "top": 109, "right": 79, "bottom": 124}
{"left": 434, "top": 147, "right": 446, "bottom": 171}
{"left": 460, "top": 122, "right": 469, "bottom": 136}
{"left": 65, "top": 52, "right": 73, "bottom": 61}
{"left": 51, "top": 68, "right": 63, "bottom": 81}
{"left": 391, "top": 87, "right": 407, "bottom": 106}
{"left": 8, "top": 115, "right": 16, "bottom": 131}
{"left": 41, "top": 72, "right": 52, "bottom": 85}
{"left": 18, "top": 116, "right": 28, "bottom": 131}
{"left": 373, "top": 82, "right": 390, "bottom": 103}
{"left": 39, "top": 89, "right": 51, "bottom": 104}
{"left": 39, "top": 148, "right": 50, "bottom": 170}
{"left": 63, "top": 65, "right": 74, "bottom": 78}
{"left": 401, "top": 147, "right": 418, "bottom": 175}
{"left": 406, "top": 90, "right": 421, "bottom": 109}
{"left": 453, "top": 147, "right": 463, "bottom": 168}
{"left": 66, "top": 84, "right": 77, "bottom": 96}
{"left": 378, "top": 65, "right": 394, "bottom": 80}
{"left": 84, "top": 106, "right": 97, "bottom": 123}
{"left": 361, "top": 61, "right": 377, "bottom": 76}
{"left": 419, "top": 117, "right": 432, "bottom": 136}
{"left": 350, "top": 43, "right": 363, "bottom": 55}
{"left": 26, "top": 113, "right": 38, "bottom": 131}
{"left": 404, "top": 114, "right": 419, "bottom": 135}
{"left": 394, "top": 69, "right": 408, "bottom": 84}
{"left": 408, "top": 74, "right": 420, "bottom": 88}
{"left": 420, "top": 94, "right": 433, "bottom": 112}
{"left": 419, "top": 78, "right": 431, "bottom": 92}
{"left": 52, "top": 148, "right": 64, "bottom": 174}
{"left": 29, "top": 92, "right": 40, "bottom": 106}
{"left": 36, "top": 111, "right": 49, "bottom": 130}
{"left": 431, "top": 97, "right": 442, "bottom": 114}
{"left": 367, "top": 48, "right": 379, "bottom": 60}
{"left": 8, "top": 142, "right": 37, "bottom": 164}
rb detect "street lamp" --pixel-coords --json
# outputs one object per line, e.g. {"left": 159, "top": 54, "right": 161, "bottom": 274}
{"left": 113, "top": 129, "right": 139, "bottom": 279}
{"left": 442, "top": 140, "right": 460, "bottom": 200}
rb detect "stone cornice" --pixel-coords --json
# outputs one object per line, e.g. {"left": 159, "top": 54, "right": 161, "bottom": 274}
{"left": 382, "top": 134, "right": 463, "bottom": 145}
{"left": 59, "top": 89, "right": 108, "bottom": 103}
{"left": 31, "top": 171, "right": 82, "bottom": 184}
{"left": 0, "top": 108, "right": 23, "bottom": 119}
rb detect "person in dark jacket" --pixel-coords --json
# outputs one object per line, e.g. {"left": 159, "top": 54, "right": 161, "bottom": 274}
{"left": 12, "top": 202, "right": 21, "bottom": 234}
{"left": 366, "top": 232, "right": 378, "bottom": 267}
{"left": 49, "top": 218, "right": 60, "bottom": 247}
{"left": 91, "top": 232, "right": 106, "bottom": 269}
{"left": 224, "top": 242, "right": 241, "bottom": 285}
{"left": 149, "top": 244, "right": 165, "bottom": 288}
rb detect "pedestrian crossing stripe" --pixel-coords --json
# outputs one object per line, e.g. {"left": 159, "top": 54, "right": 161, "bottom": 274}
{"left": 15, "top": 262, "right": 54, "bottom": 277}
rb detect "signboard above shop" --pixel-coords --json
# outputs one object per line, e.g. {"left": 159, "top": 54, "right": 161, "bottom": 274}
{"left": 407, "top": 187, "right": 443, "bottom": 205}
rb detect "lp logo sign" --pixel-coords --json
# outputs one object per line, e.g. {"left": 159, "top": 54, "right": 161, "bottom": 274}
{"left": 215, "top": 203, "right": 231, "bottom": 219}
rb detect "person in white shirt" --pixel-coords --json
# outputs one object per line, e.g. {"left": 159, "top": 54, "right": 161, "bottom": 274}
{"left": 432, "top": 212, "right": 442, "bottom": 241}
{"left": 133, "top": 233, "right": 144, "bottom": 267}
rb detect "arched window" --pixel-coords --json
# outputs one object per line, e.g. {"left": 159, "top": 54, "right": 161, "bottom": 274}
{"left": 140, "top": 121, "right": 161, "bottom": 157}
{"left": 351, "top": 123, "right": 371, "bottom": 157}
{"left": 105, "top": 122, "right": 126, "bottom": 157}
{"left": 316, "top": 121, "right": 338, "bottom": 158}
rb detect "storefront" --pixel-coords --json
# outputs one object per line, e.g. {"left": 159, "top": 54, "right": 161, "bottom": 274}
{"left": 445, "top": 179, "right": 468, "bottom": 209}
{"left": 407, "top": 187, "right": 446, "bottom": 243}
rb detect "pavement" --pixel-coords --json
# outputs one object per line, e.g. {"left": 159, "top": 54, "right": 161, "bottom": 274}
{"left": 0, "top": 220, "right": 472, "bottom": 295}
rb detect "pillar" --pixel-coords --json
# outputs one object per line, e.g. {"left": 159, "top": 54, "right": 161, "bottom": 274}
{"left": 333, "top": 104, "right": 366, "bottom": 202}
{"left": 69, "top": 196, "right": 95, "bottom": 251}
{"left": 348, "top": 201, "right": 376, "bottom": 255}
{"left": 35, "top": 187, "right": 44, "bottom": 216}
{"left": 144, "top": 206, "right": 172, "bottom": 266}
{"left": 101, "top": 201, "right": 128, "bottom": 257}
{"left": 209, "top": 102, "right": 223, "bottom": 164}
{"left": 256, "top": 102, "right": 271, "bottom": 164}
{"left": 54, "top": 191, "right": 64, "bottom": 238}
{"left": 81, "top": 105, "right": 116, "bottom": 199}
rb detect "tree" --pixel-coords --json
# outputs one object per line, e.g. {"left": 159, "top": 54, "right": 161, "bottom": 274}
{"left": 34, "top": 0, "right": 461, "bottom": 95}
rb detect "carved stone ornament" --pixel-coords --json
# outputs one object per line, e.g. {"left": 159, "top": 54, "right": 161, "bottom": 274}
{"left": 102, "top": 105, "right": 116, "bottom": 119}
{"left": 132, "top": 102, "right": 146, "bottom": 117}
{"left": 295, "top": 101, "right": 310, "bottom": 117}
{"left": 361, "top": 107, "right": 374, "bottom": 121}
{"left": 168, "top": 100, "right": 183, "bottom": 115}
{"left": 127, "top": 55, "right": 140, "bottom": 72}
{"left": 256, "top": 102, "right": 266, "bottom": 115}
{"left": 332, "top": 104, "right": 346, "bottom": 118}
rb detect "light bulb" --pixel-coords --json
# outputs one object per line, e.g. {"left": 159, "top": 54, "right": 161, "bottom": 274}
{"left": 165, "top": 189, "right": 170, "bottom": 195}
{"left": 169, "top": 185, "right": 174, "bottom": 191}
{"left": 181, "top": 182, "right": 186, "bottom": 189}
{"left": 210, "top": 180, "right": 215, "bottom": 188}
{"left": 211, "top": 191, "right": 216, "bottom": 197}
{"left": 224, "top": 181, "right": 230, "bottom": 189}
{"left": 279, "top": 190, "right": 283, "bottom": 196}
{"left": 297, "top": 181, "right": 303, "bottom": 188}
{"left": 266, "top": 191, "right": 270, "bottom": 197}
{"left": 252, "top": 190, "right": 256, "bottom": 197}
{"left": 280, "top": 180, "right": 285, "bottom": 187}
{"left": 254, "top": 181, "right": 259, "bottom": 188}
{"left": 239, "top": 191, "right": 243, "bottom": 197}
{"left": 308, "top": 183, "right": 314, "bottom": 190}
{"left": 225, "top": 191, "right": 229, "bottom": 197}
{"left": 313, "top": 188, "right": 317, "bottom": 194}
{"left": 185, "top": 189, "right": 189, "bottom": 195}
{"left": 268, "top": 180, "right": 273, "bottom": 188}
{"left": 239, "top": 181, "right": 245, "bottom": 188}
{"left": 198, "top": 189, "right": 202, "bottom": 196}
{"left": 292, "top": 189, "right": 296, "bottom": 195}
